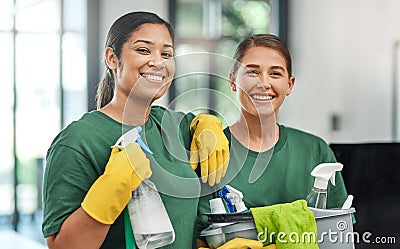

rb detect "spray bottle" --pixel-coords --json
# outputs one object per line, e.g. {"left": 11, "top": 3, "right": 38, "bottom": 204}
{"left": 306, "top": 162, "right": 343, "bottom": 209}
{"left": 115, "top": 127, "right": 175, "bottom": 249}
{"left": 218, "top": 185, "right": 248, "bottom": 213}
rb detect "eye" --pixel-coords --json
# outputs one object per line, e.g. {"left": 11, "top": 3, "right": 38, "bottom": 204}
{"left": 245, "top": 70, "right": 259, "bottom": 76}
{"left": 162, "top": 51, "right": 173, "bottom": 58}
{"left": 271, "top": 71, "right": 283, "bottom": 77}
{"left": 136, "top": 48, "right": 150, "bottom": 54}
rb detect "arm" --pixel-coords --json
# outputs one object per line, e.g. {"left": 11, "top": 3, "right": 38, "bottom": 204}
{"left": 46, "top": 208, "right": 109, "bottom": 249}
{"left": 44, "top": 143, "right": 151, "bottom": 248}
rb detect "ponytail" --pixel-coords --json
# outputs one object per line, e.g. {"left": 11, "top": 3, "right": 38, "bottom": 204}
{"left": 96, "top": 69, "right": 114, "bottom": 109}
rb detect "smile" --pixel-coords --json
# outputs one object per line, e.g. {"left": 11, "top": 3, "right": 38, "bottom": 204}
{"left": 141, "top": 73, "right": 165, "bottom": 82}
{"left": 251, "top": 94, "right": 273, "bottom": 101}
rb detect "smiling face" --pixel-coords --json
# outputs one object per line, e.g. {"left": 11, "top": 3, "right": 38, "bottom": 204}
{"left": 106, "top": 23, "right": 175, "bottom": 104}
{"left": 231, "top": 46, "right": 295, "bottom": 118}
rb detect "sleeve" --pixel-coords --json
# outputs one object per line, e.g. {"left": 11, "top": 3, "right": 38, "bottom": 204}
{"left": 42, "top": 144, "right": 100, "bottom": 237}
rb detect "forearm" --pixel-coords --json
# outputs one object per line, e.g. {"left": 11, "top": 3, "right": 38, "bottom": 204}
{"left": 196, "top": 239, "right": 208, "bottom": 248}
{"left": 46, "top": 207, "right": 110, "bottom": 249}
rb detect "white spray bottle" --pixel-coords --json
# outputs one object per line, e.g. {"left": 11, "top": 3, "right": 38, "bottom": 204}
{"left": 306, "top": 162, "right": 343, "bottom": 209}
{"left": 114, "top": 127, "right": 175, "bottom": 249}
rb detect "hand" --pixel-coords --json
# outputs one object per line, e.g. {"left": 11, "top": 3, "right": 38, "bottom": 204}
{"left": 81, "top": 142, "right": 152, "bottom": 224}
{"left": 199, "top": 239, "right": 276, "bottom": 249}
{"left": 219, "top": 238, "right": 263, "bottom": 249}
{"left": 190, "top": 114, "right": 230, "bottom": 186}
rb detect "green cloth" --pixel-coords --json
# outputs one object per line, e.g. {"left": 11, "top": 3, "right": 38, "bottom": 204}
{"left": 43, "top": 106, "right": 200, "bottom": 249}
{"left": 197, "top": 125, "right": 350, "bottom": 238}
{"left": 250, "top": 200, "right": 318, "bottom": 248}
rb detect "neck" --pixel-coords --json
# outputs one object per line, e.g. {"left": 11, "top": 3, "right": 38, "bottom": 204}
{"left": 100, "top": 92, "right": 152, "bottom": 126}
{"left": 230, "top": 110, "right": 279, "bottom": 152}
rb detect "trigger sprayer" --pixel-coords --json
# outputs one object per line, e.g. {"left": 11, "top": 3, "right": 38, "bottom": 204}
{"left": 306, "top": 162, "right": 343, "bottom": 209}
{"left": 218, "top": 185, "right": 248, "bottom": 213}
{"left": 114, "top": 126, "right": 152, "bottom": 154}
{"left": 115, "top": 127, "right": 175, "bottom": 248}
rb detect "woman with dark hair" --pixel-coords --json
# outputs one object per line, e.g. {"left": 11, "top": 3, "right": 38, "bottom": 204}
{"left": 196, "top": 34, "right": 350, "bottom": 248}
{"left": 42, "top": 11, "right": 228, "bottom": 249}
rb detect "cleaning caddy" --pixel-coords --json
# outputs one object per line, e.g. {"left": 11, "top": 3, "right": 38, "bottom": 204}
{"left": 200, "top": 163, "right": 356, "bottom": 249}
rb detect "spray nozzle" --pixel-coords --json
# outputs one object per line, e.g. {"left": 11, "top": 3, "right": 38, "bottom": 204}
{"left": 114, "top": 126, "right": 153, "bottom": 154}
{"left": 217, "top": 185, "right": 248, "bottom": 213}
{"left": 311, "top": 162, "right": 343, "bottom": 190}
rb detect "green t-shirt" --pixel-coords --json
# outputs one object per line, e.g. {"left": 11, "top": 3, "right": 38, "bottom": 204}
{"left": 197, "top": 125, "right": 350, "bottom": 236}
{"left": 42, "top": 106, "right": 200, "bottom": 249}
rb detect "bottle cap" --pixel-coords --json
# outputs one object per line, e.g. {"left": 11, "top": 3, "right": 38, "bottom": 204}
{"left": 209, "top": 198, "right": 226, "bottom": 214}
{"left": 311, "top": 163, "right": 343, "bottom": 189}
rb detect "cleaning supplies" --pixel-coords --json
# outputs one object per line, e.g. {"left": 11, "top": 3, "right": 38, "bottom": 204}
{"left": 306, "top": 162, "right": 343, "bottom": 209}
{"left": 218, "top": 185, "right": 248, "bottom": 213}
{"left": 115, "top": 127, "right": 175, "bottom": 249}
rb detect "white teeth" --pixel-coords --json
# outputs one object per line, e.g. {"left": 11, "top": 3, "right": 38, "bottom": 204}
{"left": 252, "top": 95, "right": 272, "bottom": 101}
{"left": 143, "top": 74, "right": 163, "bottom": 82}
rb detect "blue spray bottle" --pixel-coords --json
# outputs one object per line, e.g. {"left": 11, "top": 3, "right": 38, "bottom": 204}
{"left": 218, "top": 185, "right": 248, "bottom": 213}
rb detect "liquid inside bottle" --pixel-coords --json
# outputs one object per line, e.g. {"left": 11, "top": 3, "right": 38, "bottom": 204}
{"left": 306, "top": 187, "right": 327, "bottom": 209}
{"left": 128, "top": 179, "right": 175, "bottom": 249}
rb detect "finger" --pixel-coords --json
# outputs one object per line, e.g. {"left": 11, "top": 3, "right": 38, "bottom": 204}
{"left": 207, "top": 150, "right": 217, "bottom": 186}
{"left": 199, "top": 147, "right": 209, "bottom": 183}
{"left": 215, "top": 150, "right": 223, "bottom": 184}
{"left": 190, "top": 151, "right": 199, "bottom": 170}
{"left": 144, "top": 167, "right": 152, "bottom": 179}
{"left": 222, "top": 149, "right": 230, "bottom": 177}
{"left": 190, "top": 141, "right": 199, "bottom": 170}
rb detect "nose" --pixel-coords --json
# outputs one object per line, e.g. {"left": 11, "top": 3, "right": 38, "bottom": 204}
{"left": 258, "top": 75, "right": 272, "bottom": 89}
{"left": 148, "top": 54, "right": 165, "bottom": 69}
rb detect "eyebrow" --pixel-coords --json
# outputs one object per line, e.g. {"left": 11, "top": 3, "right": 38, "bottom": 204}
{"left": 133, "top": 39, "right": 174, "bottom": 49}
{"left": 246, "top": 64, "right": 285, "bottom": 71}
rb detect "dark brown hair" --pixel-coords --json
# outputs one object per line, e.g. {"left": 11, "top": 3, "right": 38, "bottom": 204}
{"left": 231, "top": 34, "right": 292, "bottom": 77}
{"left": 96, "top": 11, "right": 174, "bottom": 109}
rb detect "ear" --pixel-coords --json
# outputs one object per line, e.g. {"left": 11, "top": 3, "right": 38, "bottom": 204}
{"left": 105, "top": 47, "right": 118, "bottom": 70}
{"left": 229, "top": 72, "right": 237, "bottom": 92}
{"left": 286, "top": 76, "right": 295, "bottom": 96}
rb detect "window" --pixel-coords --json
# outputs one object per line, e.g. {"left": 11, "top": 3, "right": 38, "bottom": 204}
{"left": 170, "top": 0, "right": 278, "bottom": 126}
{"left": 0, "top": 0, "right": 87, "bottom": 243}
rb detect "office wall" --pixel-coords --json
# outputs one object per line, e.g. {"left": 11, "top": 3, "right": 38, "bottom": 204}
{"left": 282, "top": 0, "right": 400, "bottom": 143}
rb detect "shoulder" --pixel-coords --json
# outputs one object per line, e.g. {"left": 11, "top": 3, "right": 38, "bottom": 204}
{"left": 51, "top": 111, "right": 110, "bottom": 144}
{"left": 280, "top": 125, "right": 328, "bottom": 145}
{"left": 279, "top": 124, "right": 333, "bottom": 156}
{"left": 47, "top": 111, "right": 120, "bottom": 157}
{"left": 278, "top": 124, "right": 336, "bottom": 163}
{"left": 150, "top": 105, "right": 195, "bottom": 124}
{"left": 150, "top": 105, "right": 192, "bottom": 117}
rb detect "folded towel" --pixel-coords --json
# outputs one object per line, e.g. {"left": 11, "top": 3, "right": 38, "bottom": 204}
{"left": 250, "top": 200, "right": 319, "bottom": 249}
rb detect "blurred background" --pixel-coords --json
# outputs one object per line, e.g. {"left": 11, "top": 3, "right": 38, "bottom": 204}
{"left": 0, "top": 0, "right": 399, "bottom": 248}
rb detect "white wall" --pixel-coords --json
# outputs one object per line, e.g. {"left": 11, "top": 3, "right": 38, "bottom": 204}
{"left": 282, "top": 0, "right": 400, "bottom": 143}
{"left": 97, "top": 0, "right": 400, "bottom": 143}
{"left": 99, "top": 0, "right": 169, "bottom": 56}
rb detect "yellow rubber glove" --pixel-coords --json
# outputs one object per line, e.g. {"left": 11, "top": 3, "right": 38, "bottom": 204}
{"left": 199, "top": 238, "right": 276, "bottom": 249}
{"left": 190, "top": 114, "right": 230, "bottom": 186}
{"left": 81, "top": 142, "right": 152, "bottom": 224}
